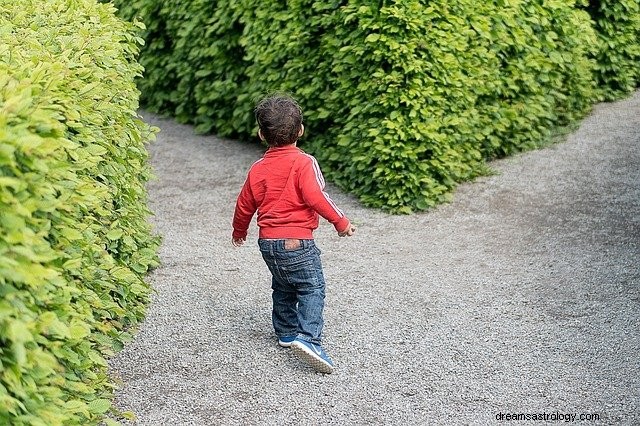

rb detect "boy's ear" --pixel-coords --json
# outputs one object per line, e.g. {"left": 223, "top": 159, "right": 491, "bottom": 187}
{"left": 258, "top": 129, "right": 265, "bottom": 141}
{"left": 298, "top": 124, "right": 305, "bottom": 137}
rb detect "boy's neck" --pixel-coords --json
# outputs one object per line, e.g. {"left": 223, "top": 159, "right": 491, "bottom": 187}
{"left": 269, "top": 142, "right": 297, "bottom": 148}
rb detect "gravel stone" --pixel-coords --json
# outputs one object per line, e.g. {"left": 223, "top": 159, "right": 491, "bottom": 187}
{"left": 109, "top": 91, "right": 640, "bottom": 425}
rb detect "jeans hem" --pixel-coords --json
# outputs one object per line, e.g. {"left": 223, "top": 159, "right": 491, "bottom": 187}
{"left": 277, "top": 333, "right": 297, "bottom": 338}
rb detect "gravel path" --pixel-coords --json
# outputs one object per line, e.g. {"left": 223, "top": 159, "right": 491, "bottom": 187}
{"left": 110, "top": 92, "right": 639, "bottom": 425}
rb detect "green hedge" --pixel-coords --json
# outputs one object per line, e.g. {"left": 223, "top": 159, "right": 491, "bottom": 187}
{"left": 583, "top": 0, "right": 640, "bottom": 100}
{"left": 0, "top": 1, "right": 159, "bottom": 424}
{"left": 114, "top": 0, "right": 603, "bottom": 212}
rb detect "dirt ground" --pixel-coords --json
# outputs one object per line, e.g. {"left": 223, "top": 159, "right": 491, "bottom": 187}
{"left": 110, "top": 91, "right": 639, "bottom": 425}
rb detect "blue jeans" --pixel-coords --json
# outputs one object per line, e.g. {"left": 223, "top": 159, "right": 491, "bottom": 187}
{"left": 258, "top": 239, "right": 326, "bottom": 345}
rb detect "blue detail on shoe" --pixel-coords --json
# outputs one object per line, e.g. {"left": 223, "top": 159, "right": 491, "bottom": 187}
{"left": 278, "top": 335, "right": 296, "bottom": 348}
{"left": 290, "top": 338, "right": 334, "bottom": 374}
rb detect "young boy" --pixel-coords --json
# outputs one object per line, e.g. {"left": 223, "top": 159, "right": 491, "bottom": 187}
{"left": 232, "top": 95, "right": 355, "bottom": 374}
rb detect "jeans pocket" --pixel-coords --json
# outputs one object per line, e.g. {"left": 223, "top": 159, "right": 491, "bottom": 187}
{"left": 281, "top": 256, "right": 322, "bottom": 289}
{"left": 281, "top": 250, "right": 314, "bottom": 268}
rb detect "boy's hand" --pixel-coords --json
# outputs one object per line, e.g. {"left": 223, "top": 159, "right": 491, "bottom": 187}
{"left": 232, "top": 237, "right": 245, "bottom": 247}
{"left": 338, "top": 222, "right": 356, "bottom": 237}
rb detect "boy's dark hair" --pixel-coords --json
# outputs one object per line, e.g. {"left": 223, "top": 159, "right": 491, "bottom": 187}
{"left": 254, "top": 95, "right": 303, "bottom": 146}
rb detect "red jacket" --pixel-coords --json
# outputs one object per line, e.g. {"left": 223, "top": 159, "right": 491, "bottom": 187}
{"left": 232, "top": 145, "right": 350, "bottom": 239}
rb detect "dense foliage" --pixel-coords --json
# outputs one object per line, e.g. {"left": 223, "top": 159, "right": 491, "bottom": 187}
{"left": 583, "top": 0, "right": 640, "bottom": 100}
{"left": 0, "top": 0, "right": 159, "bottom": 424}
{"left": 113, "top": 0, "right": 634, "bottom": 212}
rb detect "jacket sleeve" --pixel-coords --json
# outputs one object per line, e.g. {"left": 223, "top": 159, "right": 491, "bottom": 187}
{"left": 232, "top": 174, "right": 257, "bottom": 239}
{"left": 298, "top": 155, "right": 350, "bottom": 233}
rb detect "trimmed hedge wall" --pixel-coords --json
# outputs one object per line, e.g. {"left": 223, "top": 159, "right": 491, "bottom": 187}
{"left": 0, "top": 1, "right": 159, "bottom": 424}
{"left": 583, "top": 0, "right": 640, "bottom": 100}
{"left": 113, "top": 0, "right": 635, "bottom": 212}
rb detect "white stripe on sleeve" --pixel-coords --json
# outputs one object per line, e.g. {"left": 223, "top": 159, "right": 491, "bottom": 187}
{"left": 304, "top": 154, "right": 343, "bottom": 218}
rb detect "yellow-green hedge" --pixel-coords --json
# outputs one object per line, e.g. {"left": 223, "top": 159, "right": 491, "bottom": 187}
{"left": 0, "top": 0, "right": 159, "bottom": 424}
{"left": 583, "top": 0, "right": 640, "bottom": 100}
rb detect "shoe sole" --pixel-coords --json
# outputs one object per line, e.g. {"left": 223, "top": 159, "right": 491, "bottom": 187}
{"left": 278, "top": 340, "right": 293, "bottom": 348}
{"left": 290, "top": 341, "right": 334, "bottom": 374}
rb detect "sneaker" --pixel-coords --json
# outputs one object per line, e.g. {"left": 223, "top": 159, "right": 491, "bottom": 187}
{"left": 278, "top": 336, "right": 296, "bottom": 348}
{"left": 290, "top": 338, "right": 334, "bottom": 374}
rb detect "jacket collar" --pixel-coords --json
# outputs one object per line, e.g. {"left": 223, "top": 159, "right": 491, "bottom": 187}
{"left": 265, "top": 145, "right": 300, "bottom": 156}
